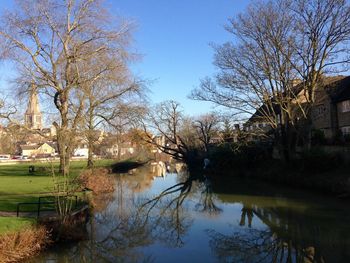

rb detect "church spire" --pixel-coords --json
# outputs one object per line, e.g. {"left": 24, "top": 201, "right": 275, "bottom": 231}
{"left": 25, "top": 83, "right": 42, "bottom": 130}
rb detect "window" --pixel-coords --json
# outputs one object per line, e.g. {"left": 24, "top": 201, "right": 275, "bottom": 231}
{"left": 341, "top": 100, "right": 350, "bottom": 113}
{"left": 341, "top": 126, "right": 350, "bottom": 135}
{"left": 313, "top": 104, "right": 326, "bottom": 119}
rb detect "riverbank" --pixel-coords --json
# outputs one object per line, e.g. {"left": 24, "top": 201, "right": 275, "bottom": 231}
{"left": 208, "top": 158, "right": 350, "bottom": 197}
{"left": 0, "top": 159, "right": 118, "bottom": 262}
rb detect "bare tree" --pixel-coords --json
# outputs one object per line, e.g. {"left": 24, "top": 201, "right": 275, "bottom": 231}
{"left": 190, "top": 0, "right": 300, "bottom": 161}
{"left": 190, "top": 0, "right": 350, "bottom": 159}
{"left": 82, "top": 74, "right": 143, "bottom": 167}
{"left": 0, "top": 0, "right": 135, "bottom": 175}
{"left": 290, "top": 0, "right": 350, "bottom": 147}
{"left": 193, "top": 113, "right": 220, "bottom": 153}
{"left": 142, "top": 100, "right": 198, "bottom": 163}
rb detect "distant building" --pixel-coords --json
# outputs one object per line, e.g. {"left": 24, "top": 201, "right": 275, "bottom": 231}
{"left": 20, "top": 142, "right": 55, "bottom": 157}
{"left": 74, "top": 146, "right": 89, "bottom": 157}
{"left": 25, "top": 84, "right": 42, "bottom": 130}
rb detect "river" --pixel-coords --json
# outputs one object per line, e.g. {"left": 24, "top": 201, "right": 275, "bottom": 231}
{"left": 31, "top": 164, "right": 350, "bottom": 263}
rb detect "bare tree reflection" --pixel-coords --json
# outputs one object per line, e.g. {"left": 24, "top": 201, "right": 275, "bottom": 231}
{"left": 206, "top": 201, "right": 350, "bottom": 263}
{"left": 32, "top": 166, "right": 223, "bottom": 262}
{"left": 207, "top": 227, "right": 327, "bottom": 263}
{"left": 138, "top": 169, "right": 222, "bottom": 245}
{"left": 195, "top": 176, "right": 222, "bottom": 215}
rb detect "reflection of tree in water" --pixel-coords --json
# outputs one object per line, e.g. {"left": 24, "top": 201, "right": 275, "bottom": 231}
{"left": 47, "top": 168, "right": 221, "bottom": 262}
{"left": 239, "top": 203, "right": 254, "bottom": 228}
{"left": 34, "top": 167, "right": 222, "bottom": 262}
{"left": 195, "top": 176, "right": 222, "bottom": 216}
{"left": 52, "top": 179, "right": 156, "bottom": 263}
{"left": 139, "top": 169, "right": 222, "bottom": 245}
{"left": 207, "top": 227, "right": 325, "bottom": 263}
{"left": 208, "top": 201, "right": 350, "bottom": 263}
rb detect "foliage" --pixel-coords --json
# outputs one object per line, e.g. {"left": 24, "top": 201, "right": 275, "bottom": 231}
{"left": 208, "top": 142, "right": 273, "bottom": 172}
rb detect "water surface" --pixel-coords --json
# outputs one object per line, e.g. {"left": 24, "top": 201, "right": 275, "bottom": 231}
{"left": 31, "top": 165, "right": 350, "bottom": 263}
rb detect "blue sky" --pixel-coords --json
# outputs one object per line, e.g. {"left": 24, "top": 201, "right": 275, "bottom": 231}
{"left": 0, "top": 0, "right": 249, "bottom": 116}
{"left": 107, "top": 0, "right": 249, "bottom": 116}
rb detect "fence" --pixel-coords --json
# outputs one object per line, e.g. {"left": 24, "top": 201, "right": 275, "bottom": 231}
{"left": 16, "top": 195, "right": 79, "bottom": 218}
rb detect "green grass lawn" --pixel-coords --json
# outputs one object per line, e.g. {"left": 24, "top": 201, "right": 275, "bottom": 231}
{"left": 0, "top": 217, "right": 36, "bottom": 234}
{"left": 0, "top": 159, "right": 115, "bottom": 212}
{"left": 0, "top": 159, "right": 115, "bottom": 236}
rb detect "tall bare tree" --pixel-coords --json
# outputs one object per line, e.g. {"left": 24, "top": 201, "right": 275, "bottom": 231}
{"left": 81, "top": 58, "right": 143, "bottom": 167}
{"left": 0, "top": 0, "right": 135, "bottom": 175}
{"left": 290, "top": 0, "right": 350, "bottom": 146}
{"left": 191, "top": 0, "right": 300, "bottom": 161}
{"left": 191, "top": 0, "right": 350, "bottom": 159}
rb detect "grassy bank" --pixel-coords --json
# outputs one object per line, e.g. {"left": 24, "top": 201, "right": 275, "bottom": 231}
{"left": 0, "top": 159, "right": 115, "bottom": 212}
{"left": 0, "top": 159, "right": 118, "bottom": 262}
{"left": 0, "top": 217, "right": 35, "bottom": 235}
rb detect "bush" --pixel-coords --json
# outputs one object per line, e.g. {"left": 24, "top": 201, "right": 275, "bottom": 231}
{"left": 0, "top": 226, "right": 50, "bottom": 263}
{"left": 333, "top": 129, "right": 344, "bottom": 145}
{"left": 299, "top": 147, "right": 344, "bottom": 173}
{"left": 208, "top": 142, "right": 273, "bottom": 172}
{"left": 79, "top": 168, "right": 115, "bottom": 194}
{"left": 311, "top": 129, "right": 326, "bottom": 145}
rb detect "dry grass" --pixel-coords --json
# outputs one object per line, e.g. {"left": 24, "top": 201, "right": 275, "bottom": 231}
{"left": 0, "top": 226, "right": 50, "bottom": 263}
{"left": 79, "top": 168, "right": 115, "bottom": 194}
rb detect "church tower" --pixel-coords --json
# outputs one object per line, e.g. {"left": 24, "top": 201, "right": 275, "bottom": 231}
{"left": 25, "top": 84, "right": 42, "bottom": 130}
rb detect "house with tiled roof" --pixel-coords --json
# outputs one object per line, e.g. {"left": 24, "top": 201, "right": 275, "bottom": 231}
{"left": 244, "top": 75, "right": 350, "bottom": 142}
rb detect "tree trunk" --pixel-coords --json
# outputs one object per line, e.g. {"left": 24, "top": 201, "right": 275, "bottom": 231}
{"left": 87, "top": 137, "right": 94, "bottom": 168}
{"left": 57, "top": 128, "right": 71, "bottom": 176}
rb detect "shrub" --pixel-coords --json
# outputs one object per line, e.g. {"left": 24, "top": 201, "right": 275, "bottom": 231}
{"left": 300, "top": 147, "right": 344, "bottom": 173}
{"left": 208, "top": 142, "right": 273, "bottom": 172}
{"left": 311, "top": 129, "right": 326, "bottom": 145}
{"left": 79, "top": 168, "right": 115, "bottom": 194}
{"left": 0, "top": 226, "right": 50, "bottom": 263}
{"left": 333, "top": 129, "right": 344, "bottom": 145}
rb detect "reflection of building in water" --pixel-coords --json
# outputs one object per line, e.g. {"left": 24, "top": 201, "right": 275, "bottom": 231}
{"left": 151, "top": 161, "right": 167, "bottom": 177}
{"left": 117, "top": 166, "right": 156, "bottom": 193}
{"left": 239, "top": 204, "right": 254, "bottom": 228}
{"left": 211, "top": 187, "right": 350, "bottom": 263}
{"left": 175, "top": 163, "right": 186, "bottom": 173}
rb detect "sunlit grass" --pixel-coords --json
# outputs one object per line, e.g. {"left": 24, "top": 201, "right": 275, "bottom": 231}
{"left": 0, "top": 217, "right": 35, "bottom": 234}
{"left": 0, "top": 159, "right": 115, "bottom": 212}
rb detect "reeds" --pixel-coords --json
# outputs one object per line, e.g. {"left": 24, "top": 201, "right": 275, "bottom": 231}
{"left": 0, "top": 226, "right": 50, "bottom": 263}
